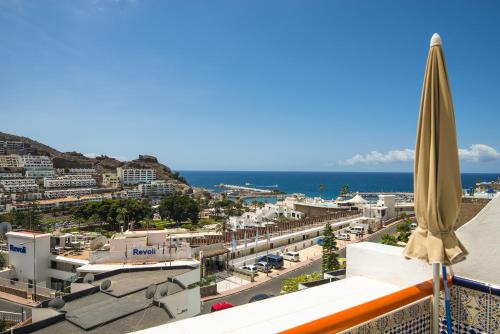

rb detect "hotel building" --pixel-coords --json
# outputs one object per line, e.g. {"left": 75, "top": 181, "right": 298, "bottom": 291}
{"left": 43, "top": 175, "right": 96, "bottom": 188}
{"left": 117, "top": 167, "right": 156, "bottom": 185}
{"left": 44, "top": 188, "right": 92, "bottom": 199}
{"left": 138, "top": 180, "right": 174, "bottom": 197}
{"left": 102, "top": 172, "right": 120, "bottom": 188}
{"left": 21, "top": 154, "right": 53, "bottom": 169}
{"left": 0, "top": 179, "right": 38, "bottom": 193}
{"left": 0, "top": 140, "right": 26, "bottom": 154}
{"left": 0, "top": 154, "right": 22, "bottom": 168}
{"left": 24, "top": 169, "right": 56, "bottom": 179}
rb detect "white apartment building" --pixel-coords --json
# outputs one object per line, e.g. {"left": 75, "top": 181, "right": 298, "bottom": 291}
{"left": 0, "top": 172, "right": 23, "bottom": 179}
{"left": 43, "top": 175, "right": 96, "bottom": 188}
{"left": 229, "top": 203, "right": 305, "bottom": 229}
{"left": 56, "top": 168, "right": 96, "bottom": 175}
{"left": 44, "top": 188, "right": 92, "bottom": 199}
{"left": 0, "top": 179, "right": 38, "bottom": 193}
{"left": 126, "top": 188, "right": 142, "bottom": 199}
{"left": 0, "top": 140, "right": 25, "bottom": 154}
{"left": 10, "top": 192, "right": 43, "bottom": 201}
{"left": 138, "top": 180, "right": 174, "bottom": 197}
{"left": 21, "top": 154, "right": 53, "bottom": 169}
{"left": 25, "top": 169, "right": 56, "bottom": 179}
{"left": 117, "top": 167, "right": 156, "bottom": 185}
{"left": 0, "top": 154, "right": 22, "bottom": 168}
{"left": 102, "top": 172, "right": 120, "bottom": 188}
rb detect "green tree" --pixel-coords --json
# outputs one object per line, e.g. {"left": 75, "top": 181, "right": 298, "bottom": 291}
{"left": 396, "top": 218, "right": 413, "bottom": 243}
{"left": 0, "top": 253, "right": 6, "bottom": 269}
{"left": 381, "top": 234, "right": 399, "bottom": 246}
{"left": 322, "top": 223, "right": 339, "bottom": 273}
{"left": 159, "top": 194, "right": 200, "bottom": 226}
{"left": 116, "top": 207, "right": 128, "bottom": 232}
{"left": 216, "top": 219, "right": 231, "bottom": 234}
{"left": 340, "top": 184, "right": 350, "bottom": 196}
{"left": 281, "top": 272, "right": 323, "bottom": 294}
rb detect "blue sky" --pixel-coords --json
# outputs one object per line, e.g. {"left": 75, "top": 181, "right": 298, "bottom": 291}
{"left": 1, "top": 0, "right": 499, "bottom": 172}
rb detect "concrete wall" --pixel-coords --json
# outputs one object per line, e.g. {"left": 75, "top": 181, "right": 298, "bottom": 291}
{"left": 346, "top": 242, "right": 432, "bottom": 288}
{"left": 454, "top": 194, "right": 500, "bottom": 286}
{"left": 158, "top": 286, "right": 200, "bottom": 320}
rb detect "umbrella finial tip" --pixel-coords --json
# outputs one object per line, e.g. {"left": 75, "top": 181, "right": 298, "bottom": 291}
{"left": 430, "top": 33, "right": 442, "bottom": 47}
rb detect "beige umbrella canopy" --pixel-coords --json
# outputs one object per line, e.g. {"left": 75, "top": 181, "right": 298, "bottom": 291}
{"left": 403, "top": 33, "right": 468, "bottom": 266}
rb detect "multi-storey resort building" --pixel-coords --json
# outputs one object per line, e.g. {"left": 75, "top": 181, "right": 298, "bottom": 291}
{"left": 0, "top": 172, "right": 23, "bottom": 179}
{"left": 0, "top": 178, "right": 38, "bottom": 193}
{"left": 43, "top": 175, "right": 96, "bottom": 188}
{"left": 138, "top": 180, "right": 174, "bottom": 197}
{"left": 0, "top": 154, "right": 22, "bottom": 168}
{"left": 21, "top": 154, "right": 53, "bottom": 169}
{"left": 44, "top": 188, "right": 92, "bottom": 199}
{"left": 117, "top": 167, "right": 156, "bottom": 185}
{"left": 0, "top": 140, "right": 26, "bottom": 154}
{"left": 56, "top": 167, "right": 96, "bottom": 175}
{"left": 102, "top": 172, "right": 121, "bottom": 188}
{"left": 25, "top": 169, "right": 56, "bottom": 179}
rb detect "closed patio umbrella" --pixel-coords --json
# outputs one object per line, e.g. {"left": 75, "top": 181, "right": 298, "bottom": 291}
{"left": 403, "top": 33, "right": 468, "bottom": 333}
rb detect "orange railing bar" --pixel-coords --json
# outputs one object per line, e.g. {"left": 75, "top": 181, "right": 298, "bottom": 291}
{"left": 280, "top": 277, "right": 451, "bottom": 334}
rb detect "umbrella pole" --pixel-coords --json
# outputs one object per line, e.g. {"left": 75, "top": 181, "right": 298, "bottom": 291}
{"left": 432, "top": 262, "right": 440, "bottom": 334}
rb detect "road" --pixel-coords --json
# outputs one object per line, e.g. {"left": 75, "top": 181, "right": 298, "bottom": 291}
{"left": 201, "top": 220, "right": 402, "bottom": 313}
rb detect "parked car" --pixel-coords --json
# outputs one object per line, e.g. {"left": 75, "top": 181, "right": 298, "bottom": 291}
{"left": 283, "top": 251, "right": 300, "bottom": 262}
{"left": 254, "top": 261, "right": 272, "bottom": 273}
{"left": 211, "top": 301, "right": 234, "bottom": 312}
{"left": 410, "top": 222, "right": 418, "bottom": 230}
{"left": 336, "top": 233, "right": 351, "bottom": 241}
{"left": 240, "top": 264, "right": 258, "bottom": 274}
{"left": 349, "top": 225, "right": 366, "bottom": 235}
{"left": 258, "top": 254, "right": 284, "bottom": 269}
{"left": 249, "top": 293, "right": 274, "bottom": 303}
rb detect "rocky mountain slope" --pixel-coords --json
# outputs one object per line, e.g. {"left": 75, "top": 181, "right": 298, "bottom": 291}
{"left": 0, "top": 131, "right": 189, "bottom": 189}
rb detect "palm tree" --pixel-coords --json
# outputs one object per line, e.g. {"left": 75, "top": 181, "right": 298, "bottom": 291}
{"left": 116, "top": 208, "right": 128, "bottom": 232}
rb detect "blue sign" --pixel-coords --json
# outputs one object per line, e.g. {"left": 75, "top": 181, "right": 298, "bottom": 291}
{"left": 132, "top": 248, "right": 156, "bottom": 256}
{"left": 9, "top": 244, "right": 27, "bottom": 254}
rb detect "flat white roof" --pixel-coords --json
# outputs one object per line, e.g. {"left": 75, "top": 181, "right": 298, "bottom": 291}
{"left": 134, "top": 276, "right": 400, "bottom": 334}
{"left": 50, "top": 255, "right": 89, "bottom": 266}
{"left": 77, "top": 259, "right": 199, "bottom": 273}
{"left": 6, "top": 230, "right": 51, "bottom": 239}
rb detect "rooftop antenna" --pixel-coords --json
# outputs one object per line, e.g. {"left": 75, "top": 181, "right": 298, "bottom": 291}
{"left": 145, "top": 284, "right": 157, "bottom": 299}
{"left": 100, "top": 279, "right": 112, "bottom": 292}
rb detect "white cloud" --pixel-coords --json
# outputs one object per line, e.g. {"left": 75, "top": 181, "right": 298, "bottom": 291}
{"left": 343, "top": 149, "right": 415, "bottom": 165}
{"left": 459, "top": 144, "right": 500, "bottom": 162}
{"left": 343, "top": 144, "right": 500, "bottom": 165}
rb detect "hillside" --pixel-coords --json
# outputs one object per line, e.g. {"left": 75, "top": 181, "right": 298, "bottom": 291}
{"left": 0, "top": 131, "right": 189, "bottom": 189}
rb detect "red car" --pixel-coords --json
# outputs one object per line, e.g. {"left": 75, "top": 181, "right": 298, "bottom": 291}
{"left": 211, "top": 301, "right": 234, "bottom": 312}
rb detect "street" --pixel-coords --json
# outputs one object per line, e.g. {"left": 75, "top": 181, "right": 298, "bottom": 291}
{"left": 201, "top": 220, "right": 402, "bottom": 313}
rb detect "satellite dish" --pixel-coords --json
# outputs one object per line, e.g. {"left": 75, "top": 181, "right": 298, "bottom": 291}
{"left": 83, "top": 273, "right": 94, "bottom": 284}
{"left": 158, "top": 286, "right": 168, "bottom": 297}
{"left": 48, "top": 297, "right": 65, "bottom": 310}
{"left": 100, "top": 279, "right": 111, "bottom": 291}
{"left": 145, "top": 284, "right": 157, "bottom": 299}
{"left": 90, "top": 236, "right": 107, "bottom": 251}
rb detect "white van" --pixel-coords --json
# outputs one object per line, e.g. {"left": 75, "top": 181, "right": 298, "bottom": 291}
{"left": 350, "top": 225, "right": 365, "bottom": 234}
{"left": 283, "top": 251, "right": 300, "bottom": 262}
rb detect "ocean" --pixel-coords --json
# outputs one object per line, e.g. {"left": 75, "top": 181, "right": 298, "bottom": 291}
{"left": 180, "top": 171, "right": 500, "bottom": 199}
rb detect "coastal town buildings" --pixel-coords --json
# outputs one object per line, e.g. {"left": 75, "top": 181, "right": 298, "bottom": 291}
{"left": 0, "top": 172, "right": 23, "bottom": 179}
{"left": 0, "top": 154, "right": 22, "bottom": 168}
{"left": 0, "top": 140, "right": 26, "bottom": 154}
{"left": 21, "top": 154, "right": 53, "bottom": 169}
{"left": 117, "top": 167, "right": 156, "bottom": 185}
{"left": 56, "top": 168, "right": 96, "bottom": 175}
{"left": 25, "top": 169, "right": 56, "bottom": 179}
{"left": 43, "top": 175, "right": 96, "bottom": 188}
{"left": 0, "top": 179, "right": 38, "bottom": 193}
{"left": 138, "top": 180, "right": 174, "bottom": 198}
{"left": 101, "top": 172, "right": 120, "bottom": 188}
{"left": 44, "top": 188, "right": 92, "bottom": 199}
